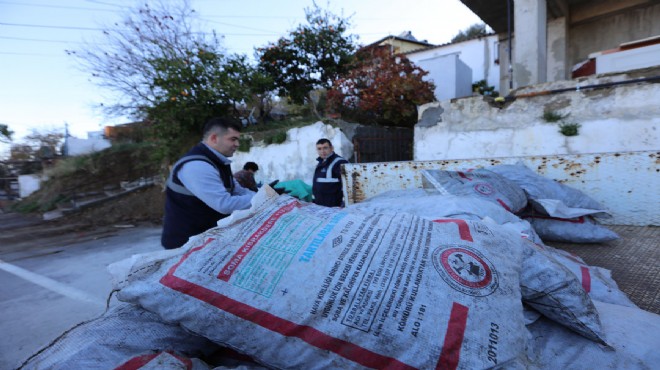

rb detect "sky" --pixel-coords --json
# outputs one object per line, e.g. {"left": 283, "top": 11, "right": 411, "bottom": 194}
{"left": 0, "top": 0, "right": 482, "bottom": 156}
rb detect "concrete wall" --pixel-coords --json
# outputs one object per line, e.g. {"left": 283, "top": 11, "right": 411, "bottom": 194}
{"left": 568, "top": 3, "right": 660, "bottom": 68}
{"left": 414, "top": 54, "right": 472, "bottom": 101}
{"left": 230, "top": 121, "right": 353, "bottom": 186}
{"left": 414, "top": 76, "right": 660, "bottom": 161}
{"left": 514, "top": 0, "right": 547, "bottom": 88}
{"left": 489, "top": 1, "right": 660, "bottom": 91}
{"left": 408, "top": 35, "right": 500, "bottom": 95}
{"left": 547, "top": 16, "right": 568, "bottom": 81}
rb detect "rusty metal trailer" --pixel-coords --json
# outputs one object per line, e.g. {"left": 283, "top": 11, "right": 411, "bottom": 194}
{"left": 341, "top": 150, "right": 659, "bottom": 313}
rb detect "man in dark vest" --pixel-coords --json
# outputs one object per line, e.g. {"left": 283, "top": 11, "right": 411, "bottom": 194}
{"left": 161, "top": 117, "right": 255, "bottom": 249}
{"left": 312, "top": 138, "right": 348, "bottom": 207}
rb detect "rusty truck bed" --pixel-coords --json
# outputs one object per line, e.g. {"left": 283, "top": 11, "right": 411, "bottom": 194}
{"left": 340, "top": 154, "right": 659, "bottom": 315}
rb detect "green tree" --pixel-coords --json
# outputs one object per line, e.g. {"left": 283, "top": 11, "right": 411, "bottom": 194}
{"left": 257, "top": 2, "right": 356, "bottom": 118}
{"left": 0, "top": 124, "right": 13, "bottom": 143}
{"left": 327, "top": 46, "right": 436, "bottom": 127}
{"left": 451, "top": 23, "right": 489, "bottom": 43}
{"left": 222, "top": 55, "right": 275, "bottom": 124}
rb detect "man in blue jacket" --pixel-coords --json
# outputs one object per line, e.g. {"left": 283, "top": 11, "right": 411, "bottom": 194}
{"left": 312, "top": 138, "right": 348, "bottom": 207}
{"left": 161, "top": 117, "right": 254, "bottom": 249}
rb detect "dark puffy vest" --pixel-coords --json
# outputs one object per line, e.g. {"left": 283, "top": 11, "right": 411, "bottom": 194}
{"left": 312, "top": 152, "right": 348, "bottom": 207}
{"left": 161, "top": 144, "right": 234, "bottom": 249}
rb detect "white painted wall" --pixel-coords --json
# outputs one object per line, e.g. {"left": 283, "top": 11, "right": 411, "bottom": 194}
{"left": 415, "top": 54, "right": 472, "bottom": 101}
{"left": 596, "top": 43, "right": 660, "bottom": 74}
{"left": 407, "top": 35, "right": 500, "bottom": 96}
{"left": 231, "top": 76, "right": 659, "bottom": 190}
{"left": 65, "top": 137, "right": 111, "bottom": 156}
{"left": 414, "top": 79, "right": 660, "bottom": 160}
{"left": 230, "top": 121, "right": 354, "bottom": 187}
{"left": 18, "top": 174, "right": 41, "bottom": 198}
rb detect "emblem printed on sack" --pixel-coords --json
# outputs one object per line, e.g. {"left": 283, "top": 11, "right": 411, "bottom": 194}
{"left": 471, "top": 222, "right": 494, "bottom": 237}
{"left": 432, "top": 245, "right": 499, "bottom": 297}
{"left": 473, "top": 182, "right": 494, "bottom": 196}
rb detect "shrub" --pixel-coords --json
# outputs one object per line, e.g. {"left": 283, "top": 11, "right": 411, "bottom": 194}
{"left": 559, "top": 122, "right": 581, "bottom": 136}
{"left": 542, "top": 111, "right": 569, "bottom": 123}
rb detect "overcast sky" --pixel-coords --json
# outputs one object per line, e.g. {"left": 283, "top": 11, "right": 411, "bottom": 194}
{"left": 0, "top": 0, "right": 482, "bottom": 154}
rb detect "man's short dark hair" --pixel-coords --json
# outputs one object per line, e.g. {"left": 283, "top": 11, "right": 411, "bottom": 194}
{"left": 202, "top": 117, "right": 242, "bottom": 139}
{"left": 243, "top": 162, "right": 259, "bottom": 172}
{"left": 316, "top": 138, "right": 332, "bottom": 146}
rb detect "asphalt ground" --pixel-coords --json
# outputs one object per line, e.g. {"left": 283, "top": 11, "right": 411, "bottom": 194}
{"left": 0, "top": 213, "right": 163, "bottom": 369}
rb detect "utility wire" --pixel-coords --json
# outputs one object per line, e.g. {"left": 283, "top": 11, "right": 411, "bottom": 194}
{"left": 0, "top": 22, "right": 104, "bottom": 31}
{"left": 0, "top": 35, "right": 87, "bottom": 44}
{"left": 0, "top": 0, "right": 116, "bottom": 12}
{"left": 0, "top": 21, "right": 280, "bottom": 36}
{"left": 0, "top": 51, "right": 66, "bottom": 56}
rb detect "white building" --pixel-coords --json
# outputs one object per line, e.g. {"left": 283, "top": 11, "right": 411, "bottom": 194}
{"left": 406, "top": 34, "right": 501, "bottom": 101}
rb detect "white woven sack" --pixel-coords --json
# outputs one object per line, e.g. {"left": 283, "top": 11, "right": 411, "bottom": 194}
{"left": 489, "top": 164, "right": 611, "bottom": 218}
{"left": 18, "top": 302, "right": 218, "bottom": 370}
{"left": 421, "top": 169, "right": 527, "bottom": 213}
{"left": 519, "top": 240, "right": 606, "bottom": 344}
{"left": 350, "top": 190, "right": 541, "bottom": 243}
{"left": 112, "top": 191, "right": 531, "bottom": 369}
{"left": 525, "top": 300, "right": 660, "bottom": 369}
{"left": 349, "top": 190, "right": 606, "bottom": 344}
{"left": 533, "top": 244, "right": 636, "bottom": 307}
{"left": 114, "top": 351, "right": 212, "bottom": 370}
{"left": 524, "top": 215, "right": 619, "bottom": 243}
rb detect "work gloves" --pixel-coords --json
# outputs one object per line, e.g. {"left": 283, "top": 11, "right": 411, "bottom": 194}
{"left": 268, "top": 180, "right": 291, "bottom": 196}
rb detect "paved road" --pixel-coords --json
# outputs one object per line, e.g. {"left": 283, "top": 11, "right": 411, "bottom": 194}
{"left": 0, "top": 220, "right": 163, "bottom": 369}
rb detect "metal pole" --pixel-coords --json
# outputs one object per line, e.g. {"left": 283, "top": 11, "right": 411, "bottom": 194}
{"left": 507, "top": 0, "right": 513, "bottom": 90}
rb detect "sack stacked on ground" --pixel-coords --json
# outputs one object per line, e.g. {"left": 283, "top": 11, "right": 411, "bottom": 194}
{"left": 350, "top": 189, "right": 609, "bottom": 343}
{"left": 490, "top": 163, "right": 619, "bottom": 243}
{"left": 518, "top": 240, "right": 606, "bottom": 344}
{"left": 525, "top": 300, "right": 660, "bottom": 369}
{"left": 18, "top": 302, "right": 220, "bottom": 370}
{"left": 531, "top": 243, "right": 637, "bottom": 307}
{"left": 350, "top": 189, "right": 541, "bottom": 243}
{"left": 421, "top": 168, "right": 528, "bottom": 213}
{"left": 113, "top": 191, "right": 534, "bottom": 369}
{"left": 523, "top": 214, "right": 619, "bottom": 243}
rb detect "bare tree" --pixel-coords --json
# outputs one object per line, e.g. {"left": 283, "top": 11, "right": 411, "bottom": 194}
{"left": 66, "top": 0, "right": 225, "bottom": 120}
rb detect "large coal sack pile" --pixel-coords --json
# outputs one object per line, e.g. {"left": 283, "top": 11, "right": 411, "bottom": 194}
{"left": 19, "top": 172, "right": 659, "bottom": 369}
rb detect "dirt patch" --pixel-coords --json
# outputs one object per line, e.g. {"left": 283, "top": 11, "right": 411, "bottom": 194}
{"left": 3, "top": 142, "right": 167, "bottom": 246}
{"left": 62, "top": 185, "right": 165, "bottom": 228}
{"left": 14, "top": 143, "right": 162, "bottom": 214}
{"left": 0, "top": 186, "right": 165, "bottom": 255}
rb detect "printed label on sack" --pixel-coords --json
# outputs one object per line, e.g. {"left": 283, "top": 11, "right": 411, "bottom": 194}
{"left": 431, "top": 245, "right": 499, "bottom": 297}
{"left": 146, "top": 195, "right": 528, "bottom": 370}
{"left": 473, "top": 182, "right": 494, "bottom": 196}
